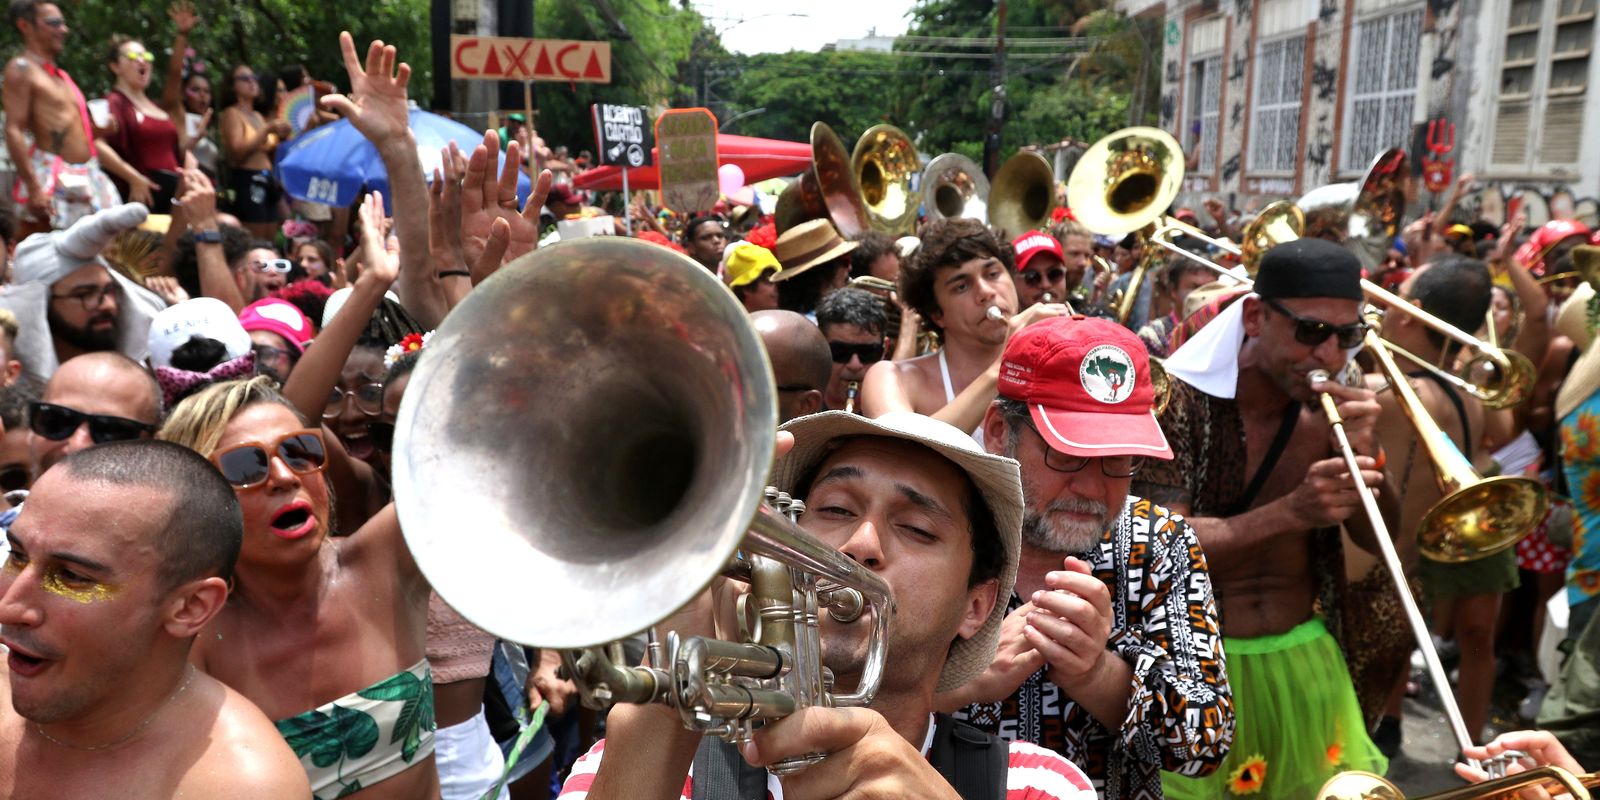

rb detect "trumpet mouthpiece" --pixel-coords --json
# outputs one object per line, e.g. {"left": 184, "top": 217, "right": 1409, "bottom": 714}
{"left": 986, "top": 306, "right": 1005, "bottom": 323}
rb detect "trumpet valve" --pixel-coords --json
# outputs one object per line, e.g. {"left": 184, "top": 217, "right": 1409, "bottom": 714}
{"left": 820, "top": 586, "right": 866, "bottom": 623}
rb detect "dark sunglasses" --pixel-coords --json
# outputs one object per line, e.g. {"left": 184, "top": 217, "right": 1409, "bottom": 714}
{"left": 1261, "top": 296, "right": 1369, "bottom": 349}
{"left": 829, "top": 341, "right": 885, "bottom": 365}
{"left": 211, "top": 429, "right": 327, "bottom": 489}
{"left": 365, "top": 421, "right": 395, "bottom": 454}
{"left": 28, "top": 402, "right": 155, "bottom": 444}
{"left": 1019, "top": 267, "right": 1067, "bottom": 287}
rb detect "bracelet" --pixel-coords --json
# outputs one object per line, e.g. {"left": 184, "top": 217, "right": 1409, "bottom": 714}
{"left": 438, "top": 270, "right": 471, "bottom": 278}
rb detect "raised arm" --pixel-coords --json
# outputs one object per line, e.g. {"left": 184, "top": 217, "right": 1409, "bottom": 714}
{"left": 173, "top": 158, "right": 245, "bottom": 312}
{"left": 160, "top": 2, "right": 197, "bottom": 118}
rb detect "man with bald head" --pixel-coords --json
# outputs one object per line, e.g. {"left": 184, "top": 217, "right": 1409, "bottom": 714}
{"left": 27, "top": 352, "right": 160, "bottom": 480}
{"left": 751, "top": 310, "right": 831, "bottom": 422}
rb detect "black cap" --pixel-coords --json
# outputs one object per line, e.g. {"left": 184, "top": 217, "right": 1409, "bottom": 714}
{"left": 1254, "top": 238, "right": 1364, "bottom": 301}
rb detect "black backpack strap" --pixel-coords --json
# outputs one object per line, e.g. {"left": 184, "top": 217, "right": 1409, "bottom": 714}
{"left": 926, "top": 713, "right": 1008, "bottom": 800}
{"left": 691, "top": 736, "right": 769, "bottom": 800}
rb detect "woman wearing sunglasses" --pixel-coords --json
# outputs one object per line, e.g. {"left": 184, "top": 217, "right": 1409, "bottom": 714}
{"left": 98, "top": 36, "right": 172, "bottom": 211}
{"left": 157, "top": 376, "right": 437, "bottom": 798}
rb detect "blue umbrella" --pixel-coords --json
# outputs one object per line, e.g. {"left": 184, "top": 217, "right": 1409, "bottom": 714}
{"left": 277, "top": 107, "right": 531, "bottom": 211}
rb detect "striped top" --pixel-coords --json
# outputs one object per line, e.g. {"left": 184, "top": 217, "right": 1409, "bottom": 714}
{"left": 558, "top": 717, "right": 1097, "bottom": 800}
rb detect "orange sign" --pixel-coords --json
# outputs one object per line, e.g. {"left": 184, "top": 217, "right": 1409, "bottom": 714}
{"left": 656, "top": 109, "right": 719, "bottom": 214}
{"left": 449, "top": 35, "right": 612, "bottom": 83}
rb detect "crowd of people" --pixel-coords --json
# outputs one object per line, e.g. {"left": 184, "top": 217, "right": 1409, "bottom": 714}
{"left": 0, "top": 0, "right": 1594, "bottom": 798}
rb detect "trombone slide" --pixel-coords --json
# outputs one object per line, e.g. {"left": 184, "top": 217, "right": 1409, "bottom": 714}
{"left": 1307, "top": 369, "right": 1481, "bottom": 762}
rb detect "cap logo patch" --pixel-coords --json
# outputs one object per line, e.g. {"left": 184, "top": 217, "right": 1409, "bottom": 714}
{"left": 1079, "top": 345, "right": 1136, "bottom": 405}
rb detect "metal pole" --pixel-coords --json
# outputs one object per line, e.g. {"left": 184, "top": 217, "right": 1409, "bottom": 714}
{"left": 524, "top": 79, "right": 537, "bottom": 174}
{"left": 983, "top": 0, "right": 1008, "bottom": 178}
{"left": 622, "top": 166, "right": 632, "bottom": 235}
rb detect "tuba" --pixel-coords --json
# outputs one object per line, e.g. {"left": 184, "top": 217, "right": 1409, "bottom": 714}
{"left": 851, "top": 124, "right": 921, "bottom": 235}
{"left": 1066, "top": 127, "right": 1185, "bottom": 324}
{"left": 987, "top": 150, "right": 1058, "bottom": 237}
{"left": 1298, "top": 147, "right": 1411, "bottom": 269}
{"left": 776, "top": 122, "right": 869, "bottom": 237}
{"left": 921, "top": 153, "right": 990, "bottom": 223}
{"left": 392, "top": 238, "right": 893, "bottom": 769}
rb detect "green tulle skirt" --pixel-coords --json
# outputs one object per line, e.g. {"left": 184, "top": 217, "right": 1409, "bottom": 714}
{"left": 1162, "top": 617, "right": 1388, "bottom": 799}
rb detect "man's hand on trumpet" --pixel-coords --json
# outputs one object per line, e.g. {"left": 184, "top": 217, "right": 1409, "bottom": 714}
{"left": 1314, "top": 374, "right": 1383, "bottom": 458}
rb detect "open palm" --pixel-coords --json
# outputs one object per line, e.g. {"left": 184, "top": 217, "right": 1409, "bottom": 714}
{"left": 460, "top": 129, "right": 553, "bottom": 266}
{"left": 321, "top": 32, "right": 411, "bottom": 145}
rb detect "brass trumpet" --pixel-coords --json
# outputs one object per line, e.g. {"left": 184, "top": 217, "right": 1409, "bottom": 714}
{"left": 1319, "top": 765, "right": 1596, "bottom": 799}
{"left": 393, "top": 238, "right": 894, "bottom": 771}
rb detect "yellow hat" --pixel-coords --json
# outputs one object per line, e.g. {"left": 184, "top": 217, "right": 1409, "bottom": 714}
{"left": 723, "top": 242, "right": 780, "bottom": 288}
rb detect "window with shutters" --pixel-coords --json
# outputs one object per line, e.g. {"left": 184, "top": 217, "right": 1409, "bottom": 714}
{"left": 1490, "top": 0, "right": 1593, "bottom": 172}
{"left": 1343, "top": 8, "right": 1424, "bottom": 172}
{"left": 1250, "top": 36, "right": 1305, "bottom": 174}
{"left": 1187, "top": 56, "right": 1223, "bottom": 172}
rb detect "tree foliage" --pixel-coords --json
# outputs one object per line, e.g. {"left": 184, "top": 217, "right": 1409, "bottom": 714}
{"left": 30, "top": 0, "right": 431, "bottom": 106}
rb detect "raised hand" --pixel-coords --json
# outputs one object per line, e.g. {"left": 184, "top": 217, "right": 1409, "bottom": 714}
{"left": 169, "top": 0, "right": 198, "bottom": 34}
{"left": 460, "top": 128, "right": 553, "bottom": 270}
{"left": 357, "top": 191, "right": 400, "bottom": 289}
{"left": 145, "top": 275, "right": 190, "bottom": 305}
{"left": 173, "top": 152, "right": 217, "bottom": 229}
{"left": 320, "top": 31, "right": 412, "bottom": 146}
{"left": 428, "top": 142, "right": 467, "bottom": 271}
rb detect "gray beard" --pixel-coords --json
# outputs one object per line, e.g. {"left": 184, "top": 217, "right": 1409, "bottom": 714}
{"left": 1021, "top": 496, "right": 1110, "bottom": 554}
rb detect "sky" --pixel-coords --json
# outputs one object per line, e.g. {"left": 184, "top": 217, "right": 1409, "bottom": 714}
{"left": 690, "top": 0, "right": 919, "bottom": 55}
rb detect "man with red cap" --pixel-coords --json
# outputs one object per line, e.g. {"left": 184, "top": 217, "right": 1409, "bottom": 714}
{"left": 1011, "top": 232, "right": 1069, "bottom": 310}
{"left": 941, "top": 316, "right": 1233, "bottom": 799}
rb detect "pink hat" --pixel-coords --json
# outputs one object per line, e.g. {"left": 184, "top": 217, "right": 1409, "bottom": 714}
{"left": 1011, "top": 231, "right": 1064, "bottom": 272}
{"left": 998, "top": 316, "right": 1172, "bottom": 459}
{"left": 239, "top": 298, "right": 314, "bottom": 353}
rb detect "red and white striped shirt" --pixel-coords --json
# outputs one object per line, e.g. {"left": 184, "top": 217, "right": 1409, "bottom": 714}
{"left": 558, "top": 723, "right": 1097, "bottom": 800}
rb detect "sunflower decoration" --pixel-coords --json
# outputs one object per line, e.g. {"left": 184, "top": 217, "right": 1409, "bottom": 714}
{"left": 1326, "top": 742, "right": 1344, "bottom": 768}
{"left": 1228, "top": 754, "right": 1267, "bottom": 795}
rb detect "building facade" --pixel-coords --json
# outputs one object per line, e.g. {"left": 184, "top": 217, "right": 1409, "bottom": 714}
{"left": 1122, "top": 0, "right": 1600, "bottom": 226}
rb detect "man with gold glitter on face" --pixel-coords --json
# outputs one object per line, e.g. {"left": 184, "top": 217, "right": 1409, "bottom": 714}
{"left": 0, "top": 440, "right": 307, "bottom": 797}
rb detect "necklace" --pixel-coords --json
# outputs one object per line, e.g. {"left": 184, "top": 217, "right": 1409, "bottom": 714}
{"left": 33, "top": 666, "right": 195, "bottom": 751}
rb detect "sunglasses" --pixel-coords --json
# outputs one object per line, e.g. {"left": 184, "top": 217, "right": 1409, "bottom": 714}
{"left": 28, "top": 402, "right": 155, "bottom": 444}
{"left": 366, "top": 421, "right": 395, "bottom": 454}
{"left": 1019, "top": 267, "right": 1067, "bottom": 287}
{"left": 324, "top": 383, "right": 385, "bottom": 419}
{"left": 829, "top": 341, "right": 885, "bottom": 365}
{"left": 122, "top": 50, "right": 155, "bottom": 63}
{"left": 1261, "top": 296, "right": 1369, "bottom": 349}
{"left": 212, "top": 429, "right": 327, "bottom": 489}
{"left": 250, "top": 258, "right": 293, "bottom": 274}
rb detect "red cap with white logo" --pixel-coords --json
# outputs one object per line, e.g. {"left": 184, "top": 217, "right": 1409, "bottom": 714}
{"left": 998, "top": 316, "right": 1172, "bottom": 459}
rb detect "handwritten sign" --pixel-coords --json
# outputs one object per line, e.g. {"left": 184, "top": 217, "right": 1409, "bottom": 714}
{"left": 592, "top": 104, "right": 652, "bottom": 167}
{"left": 450, "top": 35, "right": 611, "bottom": 83}
{"left": 656, "top": 109, "right": 719, "bottom": 213}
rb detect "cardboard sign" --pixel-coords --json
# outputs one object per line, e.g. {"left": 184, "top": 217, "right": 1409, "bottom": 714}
{"left": 655, "top": 109, "right": 719, "bottom": 213}
{"left": 450, "top": 35, "right": 612, "bottom": 83}
{"left": 592, "top": 104, "right": 652, "bottom": 167}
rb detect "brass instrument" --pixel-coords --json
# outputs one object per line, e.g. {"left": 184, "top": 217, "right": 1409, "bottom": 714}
{"left": 1298, "top": 147, "right": 1410, "bottom": 269}
{"left": 1319, "top": 765, "right": 1596, "bottom": 799}
{"left": 393, "top": 237, "right": 894, "bottom": 770}
{"left": 851, "top": 125, "right": 920, "bottom": 235}
{"left": 843, "top": 381, "right": 860, "bottom": 414}
{"left": 1066, "top": 127, "right": 1186, "bottom": 326}
{"left": 988, "top": 150, "right": 1058, "bottom": 237}
{"left": 847, "top": 275, "right": 902, "bottom": 344}
{"left": 1149, "top": 357, "right": 1172, "bottom": 416}
{"left": 776, "top": 122, "right": 870, "bottom": 237}
{"left": 1147, "top": 200, "right": 1305, "bottom": 279}
{"left": 921, "top": 153, "right": 990, "bottom": 223}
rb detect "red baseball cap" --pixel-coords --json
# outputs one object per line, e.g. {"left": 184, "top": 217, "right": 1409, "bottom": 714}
{"left": 1011, "top": 232, "right": 1064, "bottom": 272}
{"left": 998, "top": 316, "right": 1172, "bottom": 459}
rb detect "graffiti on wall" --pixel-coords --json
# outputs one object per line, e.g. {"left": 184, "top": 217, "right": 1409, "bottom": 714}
{"left": 1462, "top": 185, "right": 1600, "bottom": 230}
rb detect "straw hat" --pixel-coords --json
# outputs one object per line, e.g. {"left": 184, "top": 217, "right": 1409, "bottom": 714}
{"left": 771, "top": 219, "right": 858, "bottom": 282}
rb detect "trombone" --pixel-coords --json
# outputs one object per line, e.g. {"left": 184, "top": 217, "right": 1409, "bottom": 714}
{"left": 393, "top": 237, "right": 895, "bottom": 772}
{"left": 1320, "top": 765, "right": 1597, "bottom": 799}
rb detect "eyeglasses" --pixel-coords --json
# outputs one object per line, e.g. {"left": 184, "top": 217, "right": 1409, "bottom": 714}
{"left": 323, "top": 383, "right": 384, "bottom": 418}
{"left": 234, "top": 72, "right": 257, "bottom": 83}
{"left": 1019, "top": 267, "right": 1067, "bottom": 287}
{"left": 211, "top": 429, "right": 326, "bottom": 489}
{"left": 49, "top": 282, "right": 119, "bottom": 311}
{"left": 0, "top": 465, "right": 31, "bottom": 494}
{"left": 366, "top": 421, "right": 395, "bottom": 454}
{"left": 253, "top": 343, "right": 296, "bottom": 365}
{"left": 250, "top": 258, "right": 293, "bottom": 274}
{"left": 829, "top": 341, "right": 885, "bottom": 365}
{"left": 122, "top": 51, "right": 155, "bottom": 63}
{"left": 28, "top": 402, "right": 155, "bottom": 444}
{"left": 1261, "top": 296, "right": 1369, "bottom": 349}
{"left": 1021, "top": 418, "right": 1144, "bottom": 478}
{"left": 37, "top": 16, "right": 65, "bottom": 29}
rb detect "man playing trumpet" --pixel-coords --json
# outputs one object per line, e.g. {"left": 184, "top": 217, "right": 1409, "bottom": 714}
{"left": 1138, "top": 239, "right": 1393, "bottom": 798}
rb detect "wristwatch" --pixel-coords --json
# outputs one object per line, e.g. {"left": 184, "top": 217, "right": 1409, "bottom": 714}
{"left": 194, "top": 229, "right": 222, "bottom": 244}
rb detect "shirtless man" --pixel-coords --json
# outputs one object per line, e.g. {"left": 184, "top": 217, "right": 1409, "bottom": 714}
{"left": 0, "top": 440, "right": 308, "bottom": 798}
{"left": 3, "top": 1, "right": 149, "bottom": 235}
{"left": 1345, "top": 256, "right": 1499, "bottom": 746}
{"left": 1138, "top": 238, "right": 1394, "bottom": 798}
{"left": 860, "top": 218, "right": 1066, "bottom": 438}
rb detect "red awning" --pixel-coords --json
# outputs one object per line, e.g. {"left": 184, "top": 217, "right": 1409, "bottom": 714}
{"left": 570, "top": 132, "right": 812, "bottom": 191}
